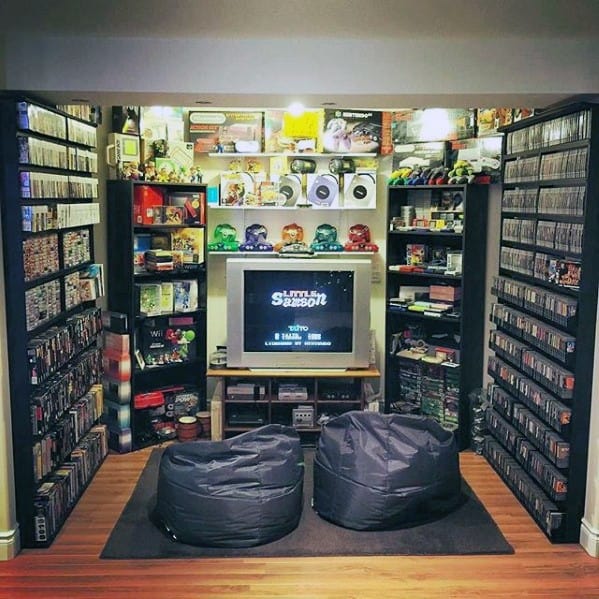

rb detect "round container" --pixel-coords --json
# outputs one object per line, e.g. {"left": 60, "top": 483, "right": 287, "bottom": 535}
{"left": 195, "top": 411, "right": 211, "bottom": 439}
{"left": 177, "top": 415, "right": 198, "bottom": 442}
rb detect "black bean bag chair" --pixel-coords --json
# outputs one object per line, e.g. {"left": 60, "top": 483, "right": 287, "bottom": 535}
{"left": 313, "top": 411, "right": 462, "bottom": 530}
{"left": 155, "top": 424, "right": 304, "bottom": 547}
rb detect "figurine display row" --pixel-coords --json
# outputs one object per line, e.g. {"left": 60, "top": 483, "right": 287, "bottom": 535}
{"left": 207, "top": 223, "right": 379, "bottom": 254}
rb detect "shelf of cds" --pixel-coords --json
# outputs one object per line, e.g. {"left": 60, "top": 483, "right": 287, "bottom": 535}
{"left": 485, "top": 102, "right": 599, "bottom": 543}
{"left": 384, "top": 184, "right": 489, "bottom": 450}
{"left": 0, "top": 97, "right": 107, "bottom": 547}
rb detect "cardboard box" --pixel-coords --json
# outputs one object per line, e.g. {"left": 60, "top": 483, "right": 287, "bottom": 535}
{"left": 189, "top": 111, "right": 262, "bottom": 153}
{"left": 392, "top": 141, "right": 449, "bottom": 171}
{"left": 392, "top": 109, "right": 477, "bottom": 143}
{"left": 429, "top": 285, "right": 462, "bottom": 303}
{"left": 133, "top": 185, "right": 164, "bottom": 225}
{"left": 322, "top": 109, "right": 384, "bottom": 154}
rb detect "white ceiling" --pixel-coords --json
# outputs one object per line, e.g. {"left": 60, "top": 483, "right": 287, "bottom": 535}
{"left": 2, "top": 0, "right": 598, "bottom": 110}
{"left": 2, "top": 0, "right": 599, "bottom": 39}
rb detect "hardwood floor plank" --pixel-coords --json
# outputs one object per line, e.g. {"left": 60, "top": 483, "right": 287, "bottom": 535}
{"left": 0, "top": 448, "right": 597, "bottom": 598}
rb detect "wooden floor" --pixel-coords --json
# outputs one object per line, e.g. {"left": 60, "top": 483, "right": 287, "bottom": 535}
{"left": 0, "top": 448, "right": 598, "bottom": 599}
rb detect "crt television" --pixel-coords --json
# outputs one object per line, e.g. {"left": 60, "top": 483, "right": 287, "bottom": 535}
{"left": 226, "top": 258, "right": 371, "bottom": 369}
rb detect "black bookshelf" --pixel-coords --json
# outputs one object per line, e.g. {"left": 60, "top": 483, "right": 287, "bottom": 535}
{"left": 105, "top": 179, "right": 208, "bottom": 450}
{"left": 486, "top": 102, "right": 599, "bottom": 543}
{"left": 384, "top": 184, "right": 488, "bottom": 449}
{"left": 0, "top": 97, "right": 107, "bottom": 547}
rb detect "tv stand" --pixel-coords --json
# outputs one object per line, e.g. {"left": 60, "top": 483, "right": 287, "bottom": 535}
{"left": 207, "top": 366, "right": 380, "bottom": 444}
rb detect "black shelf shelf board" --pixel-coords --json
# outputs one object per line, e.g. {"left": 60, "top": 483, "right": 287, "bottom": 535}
{"left": 387, "top": 307, "right": 461, "bottom": 325}
{"left": 389, "top": 230, "right": 462, "bottom": 239}
{"left": 126, "top": 180, "right": 207, "bottom": 190}
{"left": 501, "top": 212, "right": 585, "bottom": 223}
{"left": 134, "top": 223, "right": 206, "bottom": 231}
{"left": 17, "top": 95, "right": 99, "bottom": 127}
{"left": 24, "top": 260, "right": 93, "bottom": 291}
{"left": 388, "top": 184, "right": 467, "bottom": 192}
{"left": 503, "top": 138, "right": 590, "bottom": 160}
{"left": 503, "top": 177, "right": 587, "bottom": 188}
{"left": 501, "top": 240, "right": 582, "bottom": 260}
{"left": 18, "top": 163, "right": 97, "bottom": 177}
{"left": 134, "top": 268, "right": 206, "bottom": 281}
{"left": 224, "top": 399, "right": 270, "bottom": 404}
{"left": 135, "top": 358, "right": 204, "bottom": 375}
{"left": 22, "top": 223, "right": 97, "bottom": 238}
{"left": 498, "top": 268, "right": 579, "bottom": 297}
{"left": 134, "top": 308, "right": 206, "bottom": 322}
{"left": 387, "top": 270, "right": 462, "bottom": 281}
{"left": 26, "top": 301, "right": 98, "bottom": 339}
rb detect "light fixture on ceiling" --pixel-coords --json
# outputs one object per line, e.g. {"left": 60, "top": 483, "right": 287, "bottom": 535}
{"left": 321, "top": 102, "right": 337, "bottom": 106}
{"left": 71, "top": 98, "right": 89, "bottom": 103}
{"left": 195, "top": 100, "right": 212, "bottom": 105}
{"left": 287, "top": 101, "right": 305, "bottom": 116}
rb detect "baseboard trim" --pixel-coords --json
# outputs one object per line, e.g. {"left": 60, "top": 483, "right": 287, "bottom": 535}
{"left": 580, "top": 518, "right": 599, "bottom": 558}
{"left": 0, "top": 525, "right": 20, "bottom": 560}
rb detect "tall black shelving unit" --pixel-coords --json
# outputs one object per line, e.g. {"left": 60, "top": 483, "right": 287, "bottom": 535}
{"left": 485, "top": 102, "right": 599, "bottom": 542}
{"left": 384, "top": 184, "right": 488, "bottom": 450}
{"left": 0, "top": 97, "right": 107, "bottom": 547}
{"left": 106, "top": 179, "right": 208, "bottom": 450}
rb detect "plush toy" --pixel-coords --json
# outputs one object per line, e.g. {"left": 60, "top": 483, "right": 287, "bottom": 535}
{"left": 388, "top": 167, "right": 413, "bottom": 186}
{"left": 447, "top": 160, "right": 475, "bottom": 184}
{"left": 426, "top": 166, "right": 449, "bottom": 185}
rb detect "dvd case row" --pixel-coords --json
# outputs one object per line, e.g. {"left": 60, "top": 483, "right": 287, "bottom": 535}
{"left": 501, "top": 186, "right": 585, "bottom": 217}
{"left": 505, "top": 109, "right": 590, "bottom": 154}
{"left": 32, "top": 384, "right": 104, "bottom": 482}
{"left": 489, "top": 329, "right": 528, "bottom": 366}
{"left": 18, "top": 136, "right": 68, "bottom": 170}
{"left": 539, "top": 147, "right": 588, "bottom": 181}
{"left": 491, "top": 275, "right": 577, "bottom": 328}
{"left": 17, "top": 102, "right": 67, "bottom": 140}
{"left": 33, "top": 423, "right": 108, "bottom": 544}
{"left": 484, "top": 437, "right": 564, "bottom": 536}
{"left": 27, "top": 307, "right": 102, "bottom": 385}
{"left": 22, "top": 202, "right": 100, "bottom": 233}
{"left": 500, "top": 247, "right": 535, "bottom": 276}
{"left": 502, "top": 218, "right": 537, "bottom": 245}
{"left": 485, "top": 394, "right": 570, "bottom": 474}
{"left": 20, "top": 171, "right": 99, "bottom": 199}
{"left": 23, "top": 233, "right": 59, "bottom": 282}
{"left": 56, "top": 104, "right": 94, "bottom": 122}
{"left": 25, "top": 279, "right": 62, "bottom": 332}
{"left": 521, "top": 350, "right": 574, "bottom": 400}
{"left": 503, "top": 156, "right": 539, "bottom": 183}
{"left": 62, "top": 228, "right": 91, "bottom": 269}
{"left": 490, "top": 302, "right": 576, "bottom": 363}
{"left": 535, "top": 221, "right": 583, "bottom": 255}
{"left": 485, "top": 407, "right": 567, "bottom": 503}
{"left": 30, "top": 347, "right": 102, "bottom": 437}
{"left": 67, "top": 118, "right": 97, "bottom": 148}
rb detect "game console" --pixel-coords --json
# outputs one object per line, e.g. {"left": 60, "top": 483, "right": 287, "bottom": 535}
{"left": 307, "top": 173, "right": 339, "bottom": 208}
{"left": 344, "top": 172, "right": 376, "bottom": 208}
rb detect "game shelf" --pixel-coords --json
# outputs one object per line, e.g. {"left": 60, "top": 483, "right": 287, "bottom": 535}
{"left": 105, "top": 179, "right": 208, "bottom": 450}
{"left": 485, "top": 102, "right": 599, "bottom": 542}
{"left": 0, "top": 97, "right": 107, "bottom": 547}
{"left": 384, "top": 184, "right": 488, "bottom": 449}
{"left": 207, "top": 367, "right": 380, "bottom": 445}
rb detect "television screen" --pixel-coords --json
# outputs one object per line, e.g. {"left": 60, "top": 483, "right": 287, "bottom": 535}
{"left": 227, "top": 258, "right": 371, "bottom": 369}
{"left": 243, "top": 270, "right": 354, "bottom": 353}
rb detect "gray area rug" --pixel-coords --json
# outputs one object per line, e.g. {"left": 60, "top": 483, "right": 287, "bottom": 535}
{"left": 101, "top": 448, "right": 514, "bottom": 558}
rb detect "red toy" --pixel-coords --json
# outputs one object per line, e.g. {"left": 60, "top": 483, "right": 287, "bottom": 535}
{"left": 344, "top": 224, "right": 379, "bottom": 252}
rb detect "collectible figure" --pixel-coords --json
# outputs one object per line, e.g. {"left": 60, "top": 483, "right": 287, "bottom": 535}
{"left": 310, "top": 223, "right": 344, "bottom": 252}
{"left": 344, "top": 223, "right": 379, "bottom": 252}
{"left": 207, "top": 223, "right": 240, "bottom": 252}
{"left": 239, "top": 223, "right": 273, "bottom": 252}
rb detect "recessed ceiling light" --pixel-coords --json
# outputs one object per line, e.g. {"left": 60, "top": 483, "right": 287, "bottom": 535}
{"left": 71, "top": 98, "right": 89, "bottom": 103}
{"left": 287, "top": 101, "right": 305, "bottom": 116}
{"left": 195, "top": 100, "right": 212, "bottom": 105}
{"left": 321, "top": 102, "right": 337, "bottom": 106}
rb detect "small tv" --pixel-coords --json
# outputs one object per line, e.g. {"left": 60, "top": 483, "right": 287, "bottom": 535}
{"left": 226, "top": 258, "right": 371, "bottom": 369}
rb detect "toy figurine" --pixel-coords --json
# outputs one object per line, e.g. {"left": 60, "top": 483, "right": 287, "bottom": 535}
{"left": 310, "top": 223, "right": 344, "bottom": 252}
{"left": 344, "top": 223, "right": 379, "bottom": 252}
{"left": 275, "top": 222, "right": 314, "bottom": 255}
{"left": 143, "top": 161, "right": 157, "bottom": 181}
{"left": 239, "top": 223, "right": 273, "bottom": 252}
{"left": 207, "top": 223, "right": 240, "bottom": 252}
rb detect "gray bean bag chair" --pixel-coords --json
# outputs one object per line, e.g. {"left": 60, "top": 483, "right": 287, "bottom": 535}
{"left": 155, "top": 424, "right": 304, "bottom": 547}
{"left": 313, "top": 411, "right": 461, "bottom": 530}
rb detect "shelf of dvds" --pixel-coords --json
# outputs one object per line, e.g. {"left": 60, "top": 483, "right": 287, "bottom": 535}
{"left": 384, "top": 184, "right": 488, "bottom": 450}
{"left": 0, "top": 97, "right": 108, "bottom": 548}
{"left": 105, "top": 179, "right": 208, "bottom": 450}
{"left": 484, "top": 102, "right": 599, "bottom": 543}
